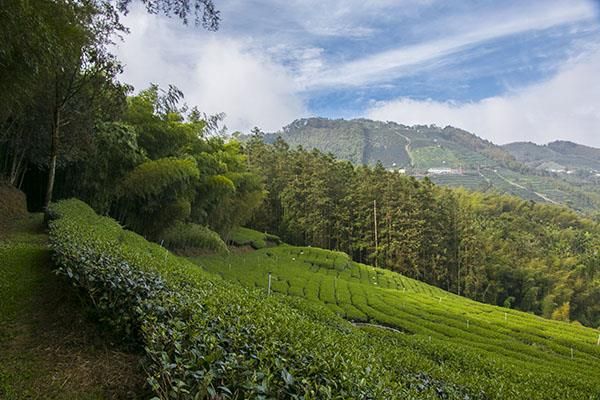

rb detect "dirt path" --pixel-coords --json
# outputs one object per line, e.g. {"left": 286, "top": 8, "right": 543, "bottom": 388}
{"left": 394, "top": 131, "right": 414, "bottom": 167}
{"left": 493, "top": 170, "right": 559, "bottom": 204}
{"left": 0, "top": 214, "right": 147, "bottom": 399}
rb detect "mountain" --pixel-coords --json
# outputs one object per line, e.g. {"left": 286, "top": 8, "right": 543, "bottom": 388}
{"left": 261, "top": 118, "right": 600, "bottom": 213}
{"left": 503, "top": 141, "right": 600, "bottom": 173}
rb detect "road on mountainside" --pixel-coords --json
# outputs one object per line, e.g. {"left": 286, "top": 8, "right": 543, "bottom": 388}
{"left": 393, "top": 130, "right": 414, "bottom": 167}
{"left": 493, "top": 170, "right": 559, "bottom": 205}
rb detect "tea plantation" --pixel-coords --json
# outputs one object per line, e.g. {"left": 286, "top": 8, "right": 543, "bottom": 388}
{"left": 47, "top": 199, "right": 600, "bottom": 399}
{"left": 195, "top": 241, "right": 600, "bottom": 399}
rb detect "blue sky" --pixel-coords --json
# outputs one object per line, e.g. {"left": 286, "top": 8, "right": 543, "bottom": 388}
{"left": 115, "top": 0, "right": 600, "bottom": 146}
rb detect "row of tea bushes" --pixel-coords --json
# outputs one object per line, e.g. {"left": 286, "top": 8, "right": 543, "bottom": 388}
{"left": 49, "top": 199, "right": 473, "bottom": 399}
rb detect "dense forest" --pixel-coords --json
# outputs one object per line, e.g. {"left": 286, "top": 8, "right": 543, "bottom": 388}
{"left": 245, "top": 134, "right": 600, "bottom": 327}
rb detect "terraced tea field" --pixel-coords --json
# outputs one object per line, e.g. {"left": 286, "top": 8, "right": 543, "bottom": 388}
{"left": 194, "top": 244, "right": 600, "bottom": 393}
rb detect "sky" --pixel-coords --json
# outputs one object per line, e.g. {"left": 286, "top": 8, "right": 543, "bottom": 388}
{"left": 114, "top": 0, "right": 600, "bottom": 147}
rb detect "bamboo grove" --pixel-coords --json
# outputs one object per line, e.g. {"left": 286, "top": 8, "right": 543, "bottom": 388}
{"left": 244, "top": 134, "right": 600, "bottom": 327}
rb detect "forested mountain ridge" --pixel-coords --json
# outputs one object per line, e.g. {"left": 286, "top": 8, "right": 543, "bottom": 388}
{"left": 259, "top": 118, "right": 600, "bottom": 213}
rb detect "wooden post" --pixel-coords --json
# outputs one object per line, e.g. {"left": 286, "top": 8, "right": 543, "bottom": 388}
{"left": 160, "top": 240, "right": 167, "bottom": 261}
{"left": 373, "top": 200, "right": 378, "bottom": 268}
{"left": 268, "top": 272, "right": 272, "bottom": 296}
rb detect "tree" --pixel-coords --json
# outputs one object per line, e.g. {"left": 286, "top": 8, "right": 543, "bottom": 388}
{"left": 115, "top": 0, "right": 220, "bottom": 28}
{"left": 116, "top": 157, "right": 200, "bottom": 238}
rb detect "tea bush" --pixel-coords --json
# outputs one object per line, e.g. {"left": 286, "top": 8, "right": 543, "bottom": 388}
{"left": 228, "top": 226, "right": 281, "bottom": 249}
{"left": 48, "top": 199, "right": 456, "bottom": 399}
{"left": 161, "top": 221, "right": 228, "bottom": 254}
{"left": 48, "top": 199, "right": 600, "bottom": 399}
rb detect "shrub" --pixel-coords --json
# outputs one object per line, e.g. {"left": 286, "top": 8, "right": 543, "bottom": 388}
{"left": 115, "top": 157, "right": 199, "bottom": 238}
{"left": 0, "top": 182, "right": 27, "bottom": 220}
{"left": 228, "top": 227, "right": 281, "bottom": 249}
{"left": 161, "top": 222, "right": 228, "bottom": 254}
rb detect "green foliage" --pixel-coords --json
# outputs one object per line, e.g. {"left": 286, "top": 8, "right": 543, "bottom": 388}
{"left": 197, "top": 244, "right": 600, "bottom": 400}
{"left": 49, "top": 198, "right": 600, "bottom": 399}
{"left": 116, "top": 157, "right": 199, "bottom": 238}
{"left": 117, "top": 87, "right": 265, "bottom": 238}
{"left": 123, "top": 85, "right": 206, "bottom": 160}
{"left": 47, "top": 199, "right": 413, "bottom": 399}
{"left": 70, "top": 122, "right": 146, "bottom": 213}
{"left": 228, "top": 227, "right": 281, "bottom": 249}
{"left": 162, "top": 222, "right": 228, "bottom": 254}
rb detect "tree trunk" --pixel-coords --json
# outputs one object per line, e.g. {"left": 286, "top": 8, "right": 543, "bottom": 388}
{"left": 9, "top": 149, "right": 25, "bottom": 186}
{"left": 44, "top": 108, "right": 60, "bottom": 210}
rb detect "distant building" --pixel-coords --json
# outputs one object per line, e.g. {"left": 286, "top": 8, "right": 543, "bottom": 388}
{"left": 428, "top": 168, "right": 453, "bottom": 175}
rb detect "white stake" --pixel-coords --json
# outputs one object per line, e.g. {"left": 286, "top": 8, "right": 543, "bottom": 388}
{"left": 597, "top": 333, "right": 600, "bottom": 346}
{"left": 159, "top": 240, "right": 168, "bottom": 261}
{"left": 570, "top": 348, "right": 574, "bottom": 359}
{"left": 467, "top": 320, "right": 470, "bottom": 329}
{"left": 268, "top": 272, "right": 272, "bottom": 296}
{"left": 504, "top": 312, "right": 507, "bottom": 322}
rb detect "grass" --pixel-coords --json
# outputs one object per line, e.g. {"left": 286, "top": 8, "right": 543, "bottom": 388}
{"left": 193, "top": 241, "right": 600, "bottom": 398}
{"left": 0, "top": 213, "right": 147, "bottom": 399}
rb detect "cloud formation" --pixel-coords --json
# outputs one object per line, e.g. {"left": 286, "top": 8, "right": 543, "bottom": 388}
{"left": 366, "top": 51, "right": 600, "bottom": 146}
{"left": 306, "top": 0, "right": 596, "bottom": 89}
{"left": 112, "top": 1, "right": 600, "bottom": 146}
{"left": 113, "top": 7, "right": 307, "bottom": 133}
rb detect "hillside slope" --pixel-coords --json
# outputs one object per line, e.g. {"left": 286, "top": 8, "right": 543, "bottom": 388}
{"left": 503, "top": 140, "right": 600, "bottom": 173}
{"left": 46, "top": 199, "right": 600, "bottom": 399}
{"left": 193, "top": 238, "right": 600, "bottom": 399}
{"left": 261, "top": 118, "right": 600, "bottom": 212}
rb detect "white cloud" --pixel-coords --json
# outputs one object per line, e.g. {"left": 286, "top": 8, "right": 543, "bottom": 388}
{"left": 113, "top": 7, "right": 307, "bottom": 133}
{"left": 366, "top": 51, "right": 600, "bottom": 147}
{"left": 306, "top": 0, "right": 597, "bottom": 89}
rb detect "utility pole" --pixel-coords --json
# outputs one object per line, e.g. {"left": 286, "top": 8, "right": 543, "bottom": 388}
{"left": 373, "top": 199, "right": 378, "bottom": 268}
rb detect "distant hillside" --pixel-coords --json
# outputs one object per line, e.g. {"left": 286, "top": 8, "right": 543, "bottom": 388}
{"left": 272, "top": 118, "right": 517, "bottom": 170}
{"left": 503, "top": 141, "right": 600, "bottom": 173}
{"left": 260, "top": 118, "right": 600, "bottom": 213}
